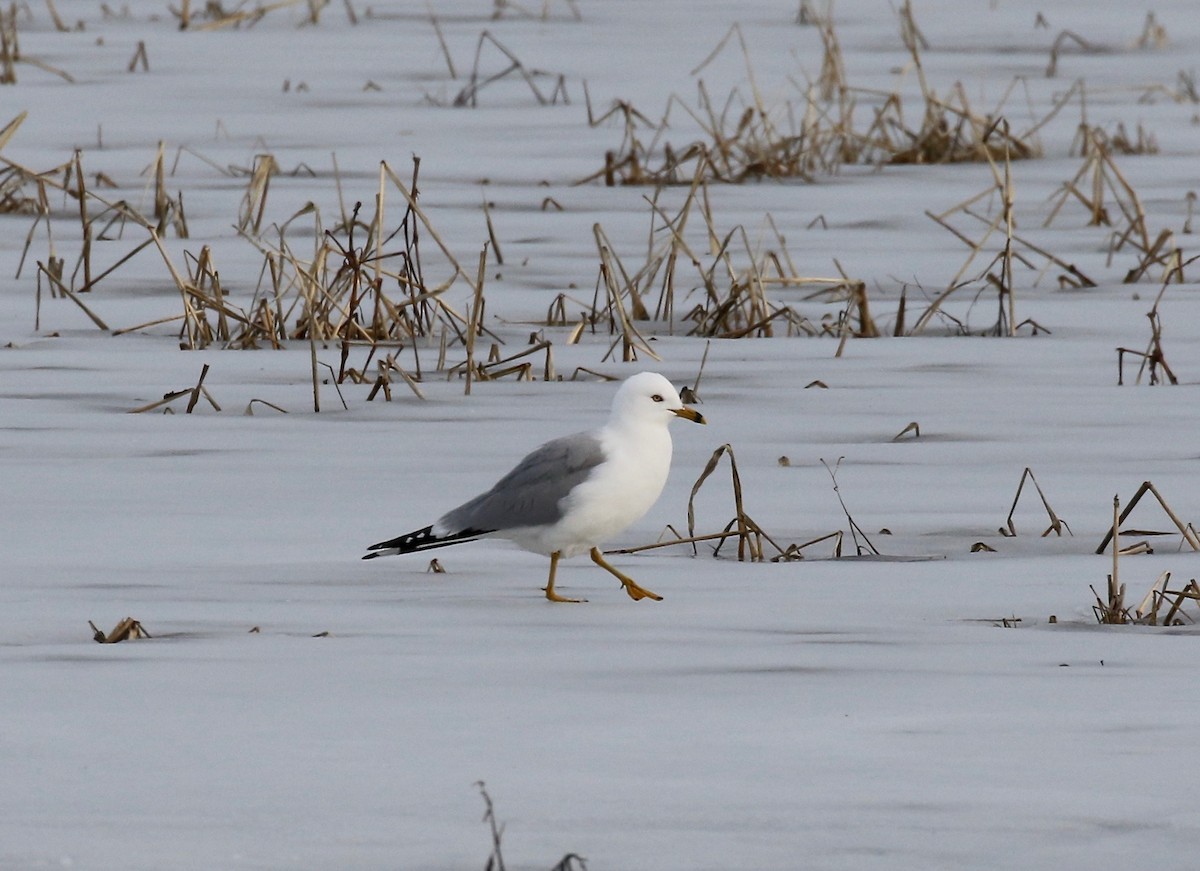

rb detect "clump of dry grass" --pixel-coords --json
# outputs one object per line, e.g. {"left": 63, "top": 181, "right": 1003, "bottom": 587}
{"left": 123, "top": 154, "right": 525, "bottom": 404}
{"left": 3, "top": 139, "right": 194, "bottom": 338}
{"left": 913, "top": 106, "right": 1190, "bottom": 337}
{"left": 1093, "top": 482, "right": 1200, "bottom": 626}
{"left": 584, "top": 5, "right": 1174, "bottom": 201}
{"left": 7, "top": 131, "right": 555, "bottom": 404}
{"left": 685, "top": 443, "right": 780, "bottom": 562}
{"left": 616, "top": 448, "right": 895, "bottom": 565}
{"left": 583, "top": 159, "right": 871, "bottom": 345}
{"left": 226, "top": 158, "right": 498, "bottom": 404}
{"left": 1045, "top": 129, "right": 1194, "bottom": 287}
{"left": 5, "top": 148, "right": 176, "bottom": 329}
{"left": 914, "top": 138, "right": 1097, "bottom": 336}
{"left": 583, "top": 5, "right": 1045, "bottom": 188}
{"left": 611, "top": 443, "right": 794, "bottom": 563}
{"left": 1048, "top": 128, "right": 1149, "bottom": 238}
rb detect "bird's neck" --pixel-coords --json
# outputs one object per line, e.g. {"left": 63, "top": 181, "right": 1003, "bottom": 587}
{"left": 604, "top": 419, "right": 673, "bottom": 465}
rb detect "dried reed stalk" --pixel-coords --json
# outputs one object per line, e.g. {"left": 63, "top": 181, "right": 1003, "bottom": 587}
{"left": 464, "top": 243, "right": 488, "bottom": 394}
{"left": 89, "top": 617, "right": 151, "bottom": 643}
{"left": 127, "top": 41, "right": 149, "bottom": 72}
{"left": 685, "top": 444, "right": 787, "bottom": 562}
{"left": 999, "top": 467, "right": 1071, "bottom": 537}
{"left": 913, "top": 148, "right": 1101, "bottom": 334}
{"left": 1130, "top": 571, "right": 1200, "bottom": 626}
{"left": 0, "top": 8, "right": 15, "bottom": 85}
{"left": 588, "top": 165, "right": 855, "bottom": 342}
{"left": 238, "top": 154, "right": 279, "bottom": 235}
{"left": 1094, "top": 481, "right": 1200, "bottom": 555}
{"left": 1093, "top": 495, "right": 1130, "bottom": 623}
{"left": 1045, "top": 130, "right": 1150, "bottom": 251}
{"left": 1134, "top": 571, "right": 1171, "bottom": 624}
{"left": 593, "top": 224, "right": 659, "bottom": 362}
{"left": 1159, "top": 579, "right": 1200, "bottom": 626}
{"left": 36, "top": 262, "right": 109, "bottom": 330}
{"left": 452, "top": 30, "right": 566, "bottom": 107}
{"left": 586, "top": 2, "right": 1044, "bottom": 189}
{"left": 0, "top": 110, "right": 26, "bottom": 149}
{"left": 821, "top": 457, "right": 879, "bottom": 556}
{"left": 127, "top": 365, "right": 221, "bottom": 414}
{"left": 428, "top": 6, "right": 456, "bottom": 78}
{"left": 1045, "top": 31, "right": 1099, "bottom": 78}
{"left": 1116, "top": 289, "right": 1178, "bottom": 386}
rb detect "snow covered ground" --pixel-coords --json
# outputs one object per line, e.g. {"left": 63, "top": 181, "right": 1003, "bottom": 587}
{"left": 3, "top": 1, "right": 1200, "bottom": 868}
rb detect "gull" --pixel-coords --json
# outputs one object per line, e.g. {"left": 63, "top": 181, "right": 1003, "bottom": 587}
{"left": 363, "top": 371, "right": 706, "bottom": 602}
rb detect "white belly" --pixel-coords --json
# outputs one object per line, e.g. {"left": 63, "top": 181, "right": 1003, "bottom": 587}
{"left": 524, "top": 426, "right": 673, "bottom": 558}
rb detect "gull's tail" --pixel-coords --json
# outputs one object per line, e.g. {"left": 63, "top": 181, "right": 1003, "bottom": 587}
{"left": 361, "top": 524, "right": 489, "bottom": 560}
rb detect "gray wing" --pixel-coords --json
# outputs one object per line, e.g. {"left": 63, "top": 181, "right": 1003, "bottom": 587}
{"left": 437, "top": 432, "right": 607, "bottom": 534}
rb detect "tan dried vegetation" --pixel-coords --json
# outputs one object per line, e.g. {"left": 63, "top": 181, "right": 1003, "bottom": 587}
{"left": 582, "top": 3, "right": 1043, "bottom": 188}
{"left": 0, "top": 0, "right": 1192, "bottom": 403}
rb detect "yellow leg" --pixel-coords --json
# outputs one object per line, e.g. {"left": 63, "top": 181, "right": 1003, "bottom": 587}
{"left": 543, "top": 551, "right": 585, "bottom": 603}
{"left": 590, "top": 548, "right": 663, "bottom": 602}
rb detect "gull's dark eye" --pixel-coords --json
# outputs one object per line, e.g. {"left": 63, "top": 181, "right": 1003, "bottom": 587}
{"left": 651, "top": 394, "right": 664, "bottom": 403}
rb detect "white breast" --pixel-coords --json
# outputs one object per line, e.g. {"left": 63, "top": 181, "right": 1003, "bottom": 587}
{"left": 534, "top": 422, "right": 674, "bottom": 558}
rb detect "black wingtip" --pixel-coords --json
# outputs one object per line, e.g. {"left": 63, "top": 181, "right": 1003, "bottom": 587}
{"left": 367, "top": 524, "right": 439, "bottom": 554}
{"left": 362, "top": 525, "right": 495, "bottom": 558}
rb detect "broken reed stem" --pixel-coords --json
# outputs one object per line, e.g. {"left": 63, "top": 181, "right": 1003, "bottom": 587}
{"left": 1002, "top": 467, "right": 1070, "bottom": 537}
{"left": 1094, "top": 493, "right": 1129, "bottom": 624}
{"left": 820, "top": 457, "right": 879, "bottom": 556}
{"left": 1159, "top": 579, "right": 1200, "bottom": 627}
{"left": 610, "top": 529, "right": 747, "bottom": 556}
{"left": 0, "top": 110, "right": 28, "bottom": 148}
{"left": 127, "top": 366, "right": 221, "bottom": 414}
{"left": 428, "top": 6, "right": 457, "bottom": 78}
{"left": 1000, "top": 136, "right": 1015, "bottom": 335}
{"left": 89, "top": 617, "right": 150, "bottom": 643}
{"left": 691, "top": 339, "right": 711, "bottom": 397}
{"left": 1110, "top": 493, "right": 1120, "bottom": 607}
{"left": 1094, "top": 480, "right": 1200, "bottom": 554}
{"left": 475, "top": 782, "right": 507, "bottom": 871}
{"left": 482, "top": 198, "right": 503, "bottom": 265}
{"left": 303, "top": 270, "right": 321, "bottom": 413}
{"left": 465, "top": 242, "right": 488, "bottom": 395}
{"left": 36, "top": 262, "right": 110, "bottom": 330}
{"left": 127, "top": 40, "right": 149, "bottom": 72}
{"left": 73, "top": 151, "right": 93, "bottom": 294}
{"left": 380, "top": 161, "right": 474, "bottom": 294}
{"left": 185, "top": 363, "right": 210, "bottom": 413}
{"left": 685, "top": 443, "right": 778, "bottom": 561}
